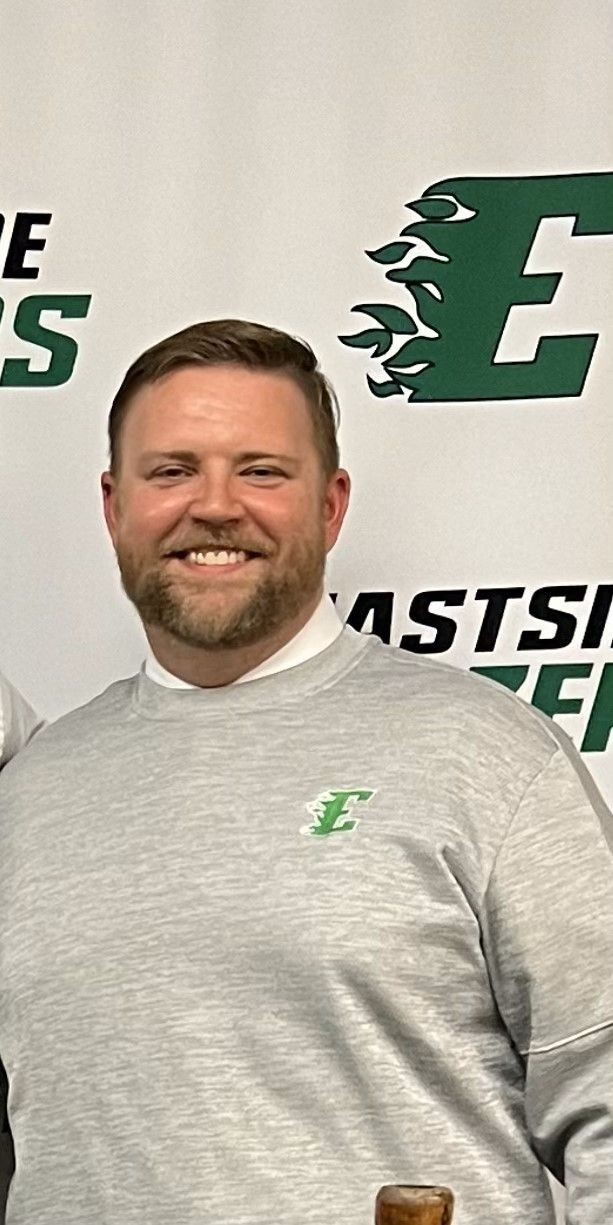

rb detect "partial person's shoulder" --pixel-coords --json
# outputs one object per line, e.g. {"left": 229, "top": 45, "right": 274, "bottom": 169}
{"left": 0, "top": 670, "right": 46, "bottom": 769}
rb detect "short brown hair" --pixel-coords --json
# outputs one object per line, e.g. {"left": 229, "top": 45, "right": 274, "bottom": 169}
{"left": 107, "top": 319, "right": 340, "bottom": 478}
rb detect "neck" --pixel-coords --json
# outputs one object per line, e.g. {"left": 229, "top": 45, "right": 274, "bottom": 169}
{"left": 144, "top": 591, "right": 323, "bottom": 688}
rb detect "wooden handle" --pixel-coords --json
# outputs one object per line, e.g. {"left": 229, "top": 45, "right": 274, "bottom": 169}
{"left": 376, "top": 1185, "right": 454, "bottom": 1225}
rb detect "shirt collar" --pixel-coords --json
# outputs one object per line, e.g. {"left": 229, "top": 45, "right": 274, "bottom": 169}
{"left": 144, "top": 592, "right": 343, "bottom": 690}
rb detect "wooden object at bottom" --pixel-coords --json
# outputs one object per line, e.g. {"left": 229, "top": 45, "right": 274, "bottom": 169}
{"left": 376, "top": 1184, "right": 454, "bottom": 1225}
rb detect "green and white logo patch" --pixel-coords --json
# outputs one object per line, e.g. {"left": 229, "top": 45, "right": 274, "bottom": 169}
{"left": 301, "top": 788, "right": 376, "bottom": 838}
{"left": 340, "top": 173, "right": 612, "bottom": 402}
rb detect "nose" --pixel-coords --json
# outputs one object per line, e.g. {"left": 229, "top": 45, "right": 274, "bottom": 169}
{"left": 186, "top": 471, "right": 244, "bottom": 524}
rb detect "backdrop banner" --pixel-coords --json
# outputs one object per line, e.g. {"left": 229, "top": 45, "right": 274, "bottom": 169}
{"left": 1, "top": 4, "right": 612, "bottom": 1218}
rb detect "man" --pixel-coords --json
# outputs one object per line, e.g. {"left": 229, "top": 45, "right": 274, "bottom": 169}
{"left": 0, "top": 319, "right": 611, "bottom": 1225}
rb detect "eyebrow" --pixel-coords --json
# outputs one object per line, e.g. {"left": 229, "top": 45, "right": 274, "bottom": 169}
{"left": 139, "top": 450, "right": 299, "bottom": 466}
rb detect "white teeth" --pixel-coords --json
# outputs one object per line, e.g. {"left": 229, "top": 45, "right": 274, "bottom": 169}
{"left": 185, "top": 549, "right": 248, "bottom": 566}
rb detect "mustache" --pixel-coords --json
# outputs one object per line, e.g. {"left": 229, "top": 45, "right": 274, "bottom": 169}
{"left": 163, "top": 539, "right": 270, "bottom": 557}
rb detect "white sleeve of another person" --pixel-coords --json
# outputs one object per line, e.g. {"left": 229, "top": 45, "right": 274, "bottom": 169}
{"left": 0, "top": 671, "right": 47, "bottom": 770}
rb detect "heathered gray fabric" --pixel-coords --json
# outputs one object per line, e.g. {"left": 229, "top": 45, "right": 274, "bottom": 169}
{"left": 0, "top": 626, "right": 612, "bottom": 1225}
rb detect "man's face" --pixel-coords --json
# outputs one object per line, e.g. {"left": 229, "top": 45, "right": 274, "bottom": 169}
{"left": 101, "top": 364, "right": 349, "bottom": 651}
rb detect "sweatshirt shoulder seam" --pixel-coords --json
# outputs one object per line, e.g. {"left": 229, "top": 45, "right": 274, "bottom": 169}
{"left": 481, "top": 743, "right": 561, "bottom": 906}
{"left": 521, "top": 1016, "right": 613, "bottom": 1056}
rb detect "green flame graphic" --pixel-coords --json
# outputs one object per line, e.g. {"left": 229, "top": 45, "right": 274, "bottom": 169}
{"left": 339, "top": 188, "right": 474, "bottom": 399}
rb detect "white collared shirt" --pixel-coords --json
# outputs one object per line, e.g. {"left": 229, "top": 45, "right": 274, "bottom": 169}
{"left": 144, "top": 592, "right": 343, "bottom": 689}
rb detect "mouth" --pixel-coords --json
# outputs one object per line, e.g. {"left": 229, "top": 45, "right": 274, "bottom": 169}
{"left": 164, "top": 547, "right": 263, "bottom": 575}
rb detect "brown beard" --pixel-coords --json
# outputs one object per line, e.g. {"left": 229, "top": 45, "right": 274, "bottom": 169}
{"left": 114, "top": 529, "right": 327, "bottom": 650}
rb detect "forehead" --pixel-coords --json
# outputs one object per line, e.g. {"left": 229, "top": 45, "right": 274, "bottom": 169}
{"left": 122, "top": 364, "right": 315, "bottom": 452}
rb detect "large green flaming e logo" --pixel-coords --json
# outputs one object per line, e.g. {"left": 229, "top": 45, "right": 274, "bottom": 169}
{"left": 340, "top": 173, "right": 612, "bottom": 402}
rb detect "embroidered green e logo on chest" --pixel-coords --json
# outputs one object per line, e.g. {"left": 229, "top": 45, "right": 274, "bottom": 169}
{"left": 300, "top": 788, "right": 376, "bottom": 837}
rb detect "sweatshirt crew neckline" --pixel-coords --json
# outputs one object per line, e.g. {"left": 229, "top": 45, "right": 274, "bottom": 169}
{"left": 131, "top": 624, "right": 376, "bottom": 719}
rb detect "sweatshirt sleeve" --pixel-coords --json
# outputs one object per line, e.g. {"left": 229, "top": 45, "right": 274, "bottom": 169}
{"left": 0, "top": 1058, "right": 13, "bottom": 1224}
{"left": 0, "top": 673, "right": 46, "bottom": 770}
{"left": 480, "top": 739, "right": 613, "bottom": 1222}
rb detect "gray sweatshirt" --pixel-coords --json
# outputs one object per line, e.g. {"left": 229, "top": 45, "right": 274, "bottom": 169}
{"left": 0, "top": 627, "right": 612, "bottom": 1225}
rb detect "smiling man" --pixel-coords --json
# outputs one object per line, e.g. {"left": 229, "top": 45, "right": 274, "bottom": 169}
{"left": 0, "top": 319, "right": 612, "bottom": 1225}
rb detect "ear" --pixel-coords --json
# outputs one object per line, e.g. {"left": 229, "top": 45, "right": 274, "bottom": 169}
{"left": 100, "top": 471, "right": 120, "bottom": 546}
{"left": 323, "top": 468, "right": 351, "bottom": 553}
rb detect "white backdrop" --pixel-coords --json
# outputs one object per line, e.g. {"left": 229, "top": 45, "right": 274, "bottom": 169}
{"left": 1, "top": 4, "right": 612, "bottom": 1215}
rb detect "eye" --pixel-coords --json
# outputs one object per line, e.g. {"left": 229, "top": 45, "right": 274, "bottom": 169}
{"left": 152, "top": 466, "right": 190, "bottom": 478}
{"left": 242, "top": 467, "right": 286, "bottom": 480}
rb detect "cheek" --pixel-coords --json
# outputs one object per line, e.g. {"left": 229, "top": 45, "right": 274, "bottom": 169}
{"left": 121, "top": 490, "right": 189, "bottom": 536}
{"left": 247, "top": 488, "right": 320, "bottom": 535}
